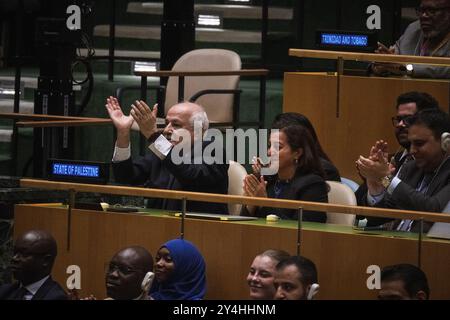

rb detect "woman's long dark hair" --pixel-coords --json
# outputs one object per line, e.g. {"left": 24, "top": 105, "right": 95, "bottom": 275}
{"left": 280, "top": 125, "right": 325, "bottom": 179}
{"left": 272, "top": 112, "right": 331, "bottom": 162}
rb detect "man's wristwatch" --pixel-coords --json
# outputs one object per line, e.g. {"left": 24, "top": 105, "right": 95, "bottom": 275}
{"left": 380, "top": 175, "right": 393, "bottom": 189}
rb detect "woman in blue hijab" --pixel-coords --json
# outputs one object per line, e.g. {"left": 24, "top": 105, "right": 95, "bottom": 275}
{"left": 150, "top": 239, "right": 206, "bottom": 300}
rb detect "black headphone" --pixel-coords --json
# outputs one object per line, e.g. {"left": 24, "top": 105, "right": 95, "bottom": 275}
{"left": 442, "top": 132, "right": 450, "bottom": 152}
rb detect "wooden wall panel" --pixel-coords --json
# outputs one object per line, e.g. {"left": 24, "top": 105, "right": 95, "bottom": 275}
{"left": 13, "top": 205, "right": 450, "bottom": 300}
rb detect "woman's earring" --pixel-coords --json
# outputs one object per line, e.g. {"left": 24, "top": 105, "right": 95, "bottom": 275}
{"left": 294, "top": 158, "right": 299, "bottom": 165}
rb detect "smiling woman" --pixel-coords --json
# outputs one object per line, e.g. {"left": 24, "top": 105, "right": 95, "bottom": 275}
{"left": 247, "top": 249, "right": 290, "bottom": 300}
{"left": 150, "top": 239, "right": 206, "bottom": 300}
{"left": 242, "top": 125, "right": 329, "bottom": 222}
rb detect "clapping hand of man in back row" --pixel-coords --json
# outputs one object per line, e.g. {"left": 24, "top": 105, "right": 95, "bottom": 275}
{"left": 356, "top": 140, "right": 396, "bottom": 195}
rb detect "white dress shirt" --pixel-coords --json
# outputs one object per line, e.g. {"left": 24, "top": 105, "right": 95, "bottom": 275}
{"left": 22, "top": 275, "right": 50, "bottom": 300}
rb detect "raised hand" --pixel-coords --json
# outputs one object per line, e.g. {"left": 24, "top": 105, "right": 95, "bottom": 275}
{"left": 243, "top": 174, "right": 268, "bottom": 198}
{"left": 105, "top": 96, "right": 134, "bottom": 133}
{"left": 251, "top": 156, "right": 263, "bottom": 177}
{"left": 369, "top": 140, "right": 389, "bottom": 161}
{"left": 130, "top": 100, "right": 158, "bottom": 139}
{"left": 356, "top": 154, "right": 393, "bottom": 182}
{"left": 375, "top": 42, "right": 395, "bottom": 54}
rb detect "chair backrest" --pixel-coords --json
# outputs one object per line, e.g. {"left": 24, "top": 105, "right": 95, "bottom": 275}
{"left": 165, "top": 49, "right": 241, "bottom": 123}
{"left": 326, "top": 181, "right": 357, "bottom": 225}
{"left": 340, "top": 177, "right": 360, "bottom": 193}
{"left": 227, "top": 160, "right": 247, "bottom": 215}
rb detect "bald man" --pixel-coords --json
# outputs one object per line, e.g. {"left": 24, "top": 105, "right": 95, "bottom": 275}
{"left": 0, "top": 230, "right": 67, "bottom": 300}
{"left": 106, "top": 97, "right": 228, "bottom": 214}
{"left": 105, "top": 246, "right": 154, "bottom": 300}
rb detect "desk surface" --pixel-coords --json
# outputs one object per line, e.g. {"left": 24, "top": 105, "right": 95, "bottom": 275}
{"left": 14, "top": 204, "right": 450, "bottom": 299}
{"left": 46, "top": 204, "right": 448, "bottom": 242}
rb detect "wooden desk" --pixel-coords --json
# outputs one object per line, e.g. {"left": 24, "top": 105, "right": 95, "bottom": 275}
{"left": 14, "top": 204, "right": 450, "bottom": 300}
{"left": 283, "top": 72, "right": 449, "bottom": 182}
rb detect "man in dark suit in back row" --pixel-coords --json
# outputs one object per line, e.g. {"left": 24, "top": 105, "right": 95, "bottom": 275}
{"left": 0, "top": 230, "right": 67, "bottom": 300}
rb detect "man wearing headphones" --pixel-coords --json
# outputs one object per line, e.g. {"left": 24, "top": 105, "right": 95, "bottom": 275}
{"left": 378, "top": 264, "right": 430, "bottom": 300}
{"left": 273, "top": 256, "right": 319, "bottom": 300}
{"left": 357, "top": 109, "right": 450, "bottom": 232}
{"left": 83, "top": 246, "right": 154, "bottom": 300}
{"left": 355, "top": 91, "right": 440, "bottom": 207}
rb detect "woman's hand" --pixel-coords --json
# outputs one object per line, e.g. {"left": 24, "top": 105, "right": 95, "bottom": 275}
{"left": 243, "top": 174, "right": 268, "bottom": 198}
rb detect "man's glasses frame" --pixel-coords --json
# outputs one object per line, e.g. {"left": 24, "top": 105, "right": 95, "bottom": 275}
{"left": 415, "top": 6, "right": 450, "bottom": 16}
{"left": 107, "top": 262, "right": 144, "bottom": 276}
{"left": 391, "top": 115, "right": 413, "bottom": 127}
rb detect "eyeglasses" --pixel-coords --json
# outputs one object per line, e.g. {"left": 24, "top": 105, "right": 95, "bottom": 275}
{"left": 415, "top": 6, "right": 450, "bottom": 16}
{"left": 391, "top": 115, "right": 413, "bottom": 127}
{"left": 107, "top": 262, "right": 142, "bottom": 276}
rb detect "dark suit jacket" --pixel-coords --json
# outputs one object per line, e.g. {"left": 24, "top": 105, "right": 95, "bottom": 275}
{"left": 360, "top": 157, "right": 450, "bottom": 232}
{"left": 0, "top": 277, "right": 67, "bottom": 300}
{"left": 112, "top": 141, "right": 229, "bottom": 214}
{"left": 248, "top": 173, "right": 329, "bottom": 222}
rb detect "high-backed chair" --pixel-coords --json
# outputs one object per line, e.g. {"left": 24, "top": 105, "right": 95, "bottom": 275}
{"left": 120, "top": 48, "right": 242, "bottom": 132}
{"left": 340, "top": 177, "right": 360, "bottom": 193}
{"left": 117, "top": 48, "right": 266, "bottom": 155}
{"left": 165, "top": 48, "right": 242, "bottom": 126}
{"left": 326, "top": 181, "right": 357, "bottom": 225}
{"left": 227, "top": 160, "right": 247, "bottom": 215}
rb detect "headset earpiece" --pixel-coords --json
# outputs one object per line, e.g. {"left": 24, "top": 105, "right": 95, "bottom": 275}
{"left": 140, "top": 272, "right": 155, "bottom": 296}
{"left": 307, "top": 283, "right": 320, "bottom": 300}
{"left": 442, "top": 132, "right": 450, "bottom": 153}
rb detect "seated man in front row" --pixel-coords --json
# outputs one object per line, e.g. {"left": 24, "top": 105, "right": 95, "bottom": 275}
{"left": 378, "top": 264, "right": 430, "bottom": 300}
{"left": 273, "top": 255, "right": 319, "bottom": 300}
{"left": 106, "top": 97, "right": 228, "bottom": 214}
{"left": 0, "top": 230, "right": 67, "bottom": 300}
{"left": 83, "top": 246, "right": 154, "bottom": 300}
{"left": 357, "top": 109, "right": 450, "bottom": 232}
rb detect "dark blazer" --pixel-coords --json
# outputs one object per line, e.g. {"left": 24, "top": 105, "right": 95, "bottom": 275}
{"left": 321, "top": 158, "right": 341, "bottom": 182}
{"left": 0, "top": 277, "right": 67, "bottom": 300}
{"left": 361, "top": 157, "right": 450, "bottom": 231}
{"left": 112, "top": 141, "right": 229, "bottom": 214}
{"left": 249, "top": 173, "right": 329, "bottom": 222}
